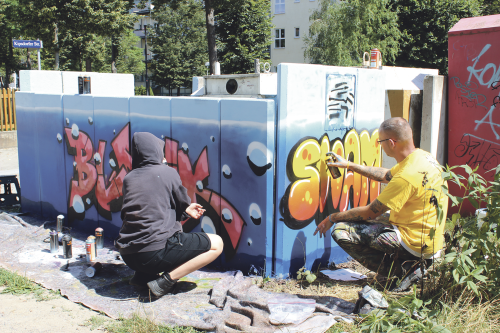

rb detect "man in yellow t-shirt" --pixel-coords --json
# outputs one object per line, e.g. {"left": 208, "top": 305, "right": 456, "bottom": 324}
{"left": 314, "top": 117, "right": 448, "bottom": 284}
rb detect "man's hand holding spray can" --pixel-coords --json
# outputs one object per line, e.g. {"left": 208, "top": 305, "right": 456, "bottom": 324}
{"left": 315, "top": 152, "right": 350, "bottom": 238}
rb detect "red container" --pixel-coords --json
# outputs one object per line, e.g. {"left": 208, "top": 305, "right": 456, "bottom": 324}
{"left": 448, "top": 15, "right": 500, "bottom": 215}
{"left": 370, "top": 48, "right": 381, "bottom": 69}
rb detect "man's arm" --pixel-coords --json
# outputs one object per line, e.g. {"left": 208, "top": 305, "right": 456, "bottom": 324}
{"left": 326, "top": 152, "right": 392, "bottom": 183}
{"left": 313, "top": 199, "right": 389, "bottom": 237}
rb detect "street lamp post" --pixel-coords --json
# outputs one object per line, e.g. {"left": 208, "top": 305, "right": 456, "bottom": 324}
{"left": 145, "top": 25, "right": 149, "bottom": 96}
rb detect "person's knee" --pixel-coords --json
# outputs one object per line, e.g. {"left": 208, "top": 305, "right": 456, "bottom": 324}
{"left": 208, "top": 234, "right": 223, "bottom": 254}
{"left": 331, "top": 222, "right": 349, "bottom": 243}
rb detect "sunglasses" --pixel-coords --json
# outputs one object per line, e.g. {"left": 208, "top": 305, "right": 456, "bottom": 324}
{"left": 377, "top": 138, "right": 396, "bottom": 144}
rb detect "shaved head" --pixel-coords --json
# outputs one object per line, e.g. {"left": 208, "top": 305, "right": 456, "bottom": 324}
{"left": 379, "top": 117, "right": 413, "bottom": 142}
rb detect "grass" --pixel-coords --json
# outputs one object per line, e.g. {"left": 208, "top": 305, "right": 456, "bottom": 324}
{"left": 106, "top": 313, "right": 200, "bottom": 333}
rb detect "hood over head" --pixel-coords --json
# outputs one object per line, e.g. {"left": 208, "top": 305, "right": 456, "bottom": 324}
{"left": 131, "top": 132, "right": 165, "bottom": 169}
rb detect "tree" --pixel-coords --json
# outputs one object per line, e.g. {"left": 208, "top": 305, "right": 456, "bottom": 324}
{"left": 140, "top": 0, "right": 218, "bottom": 74}
{"left": 215, "top": 0, "right": 272, "bottom": 74}
{"left": 150, "top": 0, "right": 207, "bottom": 94}
{"left": 392, "top": 0, "right": 482, "bottom": 75}
{"left": 0, "top": 0, "right": 23, "bottom": 85}
{"left": 482, "top": 0, "right": 500, "bottom": 15}
{"left": 19, "top": 0, "right": 136, "bottom": 70}
{"left": 304, "top": 0, "right": 401, "bottom": 67}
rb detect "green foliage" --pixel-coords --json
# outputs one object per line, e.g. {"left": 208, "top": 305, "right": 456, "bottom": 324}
{"left": 18, "top": 0, "right": 137, "bottom": 70}
{"left": 215, "top": 0, "right": 272, "bottom": 74}
{"left": 304, "top": 0, "right": 401, "bottom": 66}
{"left": 296, "top": 266, "right": 317, "bottom": 284}
{"left": 360, "top": 287, "right": 451, "bottom": 333}
{"left": 482, "top": 0, "right": 500, "bottom": 15}
{"left": 134, "top": 86, "right": 154, "bottom": 96}
{"left": 151, "top": 0, "right": 207, "bottom": 90}
{"left": 432, "top": 165, "right": 500, "bottom": 299}
{"left": 0, "top": 0, "right": 24, "bottom": 82}
{"left": 391, "top": 0, "right": 482, "bottom": 75}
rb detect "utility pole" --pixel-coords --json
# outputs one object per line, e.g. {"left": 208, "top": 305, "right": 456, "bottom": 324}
{"left": 145, "top": 25, "right": 149, "bottom": 96}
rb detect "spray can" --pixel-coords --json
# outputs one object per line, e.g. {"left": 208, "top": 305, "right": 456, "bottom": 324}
{"left": 85, "top": 262, "right": 102, "bottom": 278}
{"left": 85, "top": 239, "right": 95, "bottom": 262}
{"left": 95, "top": 228, "right": 104, "bottom": 250}
{"left": 370, "top": 48, "right": 382, "bottom": 69}
{"left": 325, "top": 152, "right": 342, "bottom": 179}
{"left": 50, "top": 230, "right": 59, "bottom": 253}
{"left": 56, "top": 215, "right": 65, "bottom": 233}
{"left": 62, "top": 233, "right": 72, "bottom": 259}
{"left": 88, "top": 235, "right": 97, "bottom": 258}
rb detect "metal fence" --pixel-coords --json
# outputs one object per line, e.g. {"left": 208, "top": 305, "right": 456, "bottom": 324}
{"left": 0, "top": 88, "right": 16, "bottom": 131}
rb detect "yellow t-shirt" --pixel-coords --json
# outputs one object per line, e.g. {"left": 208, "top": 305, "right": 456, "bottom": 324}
{"left": 377, "top": 149, "right": 448, "bottom": 256}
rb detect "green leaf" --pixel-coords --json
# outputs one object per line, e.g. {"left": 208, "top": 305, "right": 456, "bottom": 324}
{"left": 306, "top": 273, "right": 316, "bottom": 283}
{"left": 431, "top": 325, "right": 452, "bottom": 333}
{"left": 467, "top": 280, "right": 479, "bottom": 295}
{"left": 452, "top": 213, "right": 461, "bottom": 225}
{"left": 468, "top": 197, "right": 479, "bottom": 209}
{"left": 465, "top": 165, "right": 473, "bottom": 174}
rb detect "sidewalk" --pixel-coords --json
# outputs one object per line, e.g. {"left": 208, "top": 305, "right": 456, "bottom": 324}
{"left": 0, "top": 131, "right": 19, "bottom": 180}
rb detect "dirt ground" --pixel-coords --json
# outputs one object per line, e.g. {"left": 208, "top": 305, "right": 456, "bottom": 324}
{"left": 0, "top": 287, "right": 109, "bottom": 332}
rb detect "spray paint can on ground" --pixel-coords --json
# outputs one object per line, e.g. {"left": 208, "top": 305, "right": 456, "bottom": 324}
{"left": 325, "top": 152, "right": 342, "bottom": 179}
{"left": 62, "top": 233, "right": 72, "bottom": 259}
{"left": 50, "top": 230, "right": 59, "bottom": 253}
{"left": 95, "top": 228, "right": 104, "bottom": 250}
{"left": 85, "top": 262, "right": 102, "bottom": 278}
{"left": 87, "top": 235, "right": 97, "bottom": 258}
{"left": 85, "top": 239, "right": 95, "bottom": 262}
{"left": 56, "top": 215, "right": 64, "bottom": 233}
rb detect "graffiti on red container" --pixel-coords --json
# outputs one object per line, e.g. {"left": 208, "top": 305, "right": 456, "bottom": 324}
{"left": 454, "top": 133, "right": 500, "bottom": 171}
{"left": 462, "top": 44, "right": 500, "bottom": 140}
{"left": 65, "top": 123, "right": 132, "bottom": 221}
{"left": 279, "top": 129, "right": 381, "bottom": 230}
{"left": 164, "top": 138, "right": 245, "bottom": 253}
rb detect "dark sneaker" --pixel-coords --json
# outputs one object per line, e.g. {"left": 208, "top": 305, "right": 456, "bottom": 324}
{"left": 391, "top": 267, "right": 425, "bottom": 292}
{"left": 129, "top": 272, "right": 159, "bottom": 288}
{"left": 147, "top": 273, "right": 178, "bottom": 297}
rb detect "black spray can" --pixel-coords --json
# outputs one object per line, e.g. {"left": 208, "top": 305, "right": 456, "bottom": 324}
{"left": 62, "top": 233, "right": 72, "bottom": 259}
{"left": 49, "top": 230, "right": 59, "bottom": 253}
{"left": 325, "top": 152, "right": 342, "bottom": 179}
{"left": 95, "top": 228, "right": 104, "bottom": 250}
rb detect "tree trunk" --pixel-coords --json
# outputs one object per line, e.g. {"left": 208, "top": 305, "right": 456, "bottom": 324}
{"left": 6, "top": 39, "right": 13, "bottom": 85}
{"left": 204, "top": 0, "right": 218, "bottom": 75}
{"left": 86, "top": 58, "right": 92, "bottom": 72}
{"left": 111, "top": 37, "right": 118, "bottom": 73}
{"left": 27, "top": 50, "right": 32, "bottom": 70}
{"left": 54, "top": 23, "right": 60, "bottom": 70}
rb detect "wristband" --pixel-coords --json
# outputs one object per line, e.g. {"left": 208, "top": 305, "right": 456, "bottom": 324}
{"left": 346, "top": 161, "right": 350, "bottom": 170}
{"left": 328, "top": 214, "right": 334, "bottom": 224}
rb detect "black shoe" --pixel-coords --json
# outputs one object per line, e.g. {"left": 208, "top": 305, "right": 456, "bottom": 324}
{"left": 391, "top": 267, "right": 425, "bottom": 292}
{"left": 129, "top": 272, "right": 159, "bottom": 288}
{"left": 147, "top": 272, "right": 178, "bottom": 297}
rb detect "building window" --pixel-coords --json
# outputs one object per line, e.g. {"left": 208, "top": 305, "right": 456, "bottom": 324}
{"left": 275, "top": 29, "right": 285, "bottom": 48}
{"left": 294, "top": 0, "right": 300, "bottom": 2}
{"left": 294, "top": 28, "right": 300, "bottom": 38}
{"left": 275, "top": 0, "right": 285, "bottom": 14}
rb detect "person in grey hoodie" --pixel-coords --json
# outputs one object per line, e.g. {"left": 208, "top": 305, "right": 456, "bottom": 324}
{"left": 116, "top": 132, "right": 223, "bottom": 297}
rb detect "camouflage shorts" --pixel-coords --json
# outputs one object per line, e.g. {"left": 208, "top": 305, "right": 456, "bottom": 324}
{"left": 331, "top": 221, "right": 420, "bottom": 278}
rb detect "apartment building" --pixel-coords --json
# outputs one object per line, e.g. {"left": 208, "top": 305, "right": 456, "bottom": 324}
{"left": 271, "top": 0, "right": 320, "bottom": 71}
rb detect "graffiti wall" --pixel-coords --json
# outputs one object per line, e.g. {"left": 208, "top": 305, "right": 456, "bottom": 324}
{"left": 274, "top": 64, "right": 386, "bottom": 276}
{"left": 448, "top": 16, "right": 500, "bottom": 214}
{"left": 16, "top": 93, "right": 275, "bottom": 273}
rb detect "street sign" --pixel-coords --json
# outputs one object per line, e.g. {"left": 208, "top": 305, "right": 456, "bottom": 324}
{"left": 13, "top": 40, "right": 43, "bottom": 49}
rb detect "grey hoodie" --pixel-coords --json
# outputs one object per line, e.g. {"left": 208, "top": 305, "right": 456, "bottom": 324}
{"left": 116, "top": 132, "right": 191, "bottom": 254}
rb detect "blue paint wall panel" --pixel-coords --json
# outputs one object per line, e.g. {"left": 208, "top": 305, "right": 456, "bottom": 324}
{"left": 62, "top": 95, "right": 98, "bottom": 233}
{"left": 170, "top": 98, "right": 222, "bottom": 265}
{"left": 15, "top": 92, "right": 41, "bottom": 215}
{"left": 93, "top": 97, "right": 130, "bottom": 235}
{"left": 220, "top": 99, "right": 275, "bottom": 275}
{"left": 129, "top": 97, "right": 172, "bottom": 149}
{"left": 35, "top": 94, "right": 67, "bottom": 219}
{"left": 274, "top": 63, "right": 385, "bottom": 276}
